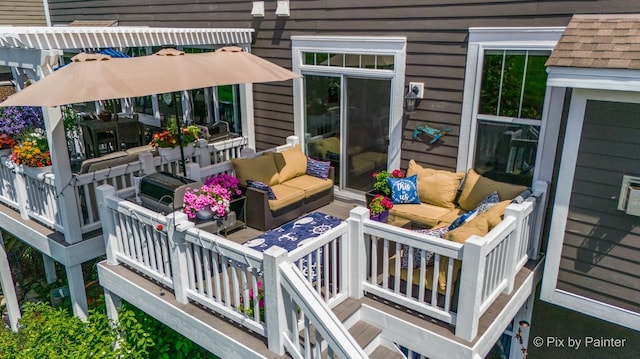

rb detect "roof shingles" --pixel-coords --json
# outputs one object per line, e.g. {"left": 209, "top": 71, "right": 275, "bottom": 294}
{"left": 546, "top": 14, "right": 640, "bottom": 70}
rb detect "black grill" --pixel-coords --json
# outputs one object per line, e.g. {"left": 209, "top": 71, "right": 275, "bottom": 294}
{"left": 139, "top": 172, "right": 202, "bottom": 214}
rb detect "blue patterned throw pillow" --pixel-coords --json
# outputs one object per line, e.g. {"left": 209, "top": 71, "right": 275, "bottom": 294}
{"left": 387, "top": 174, "right": 420, "bottom": 204}
{"left": 448, "top": 191, "right": 499, "bottom": 230}
{"left": 400, "top": 227, "right": 450, "bottom": 269}
{"left": 306, "top": 157, "right": 331, "bottom": 179}
{"left": 247, "top": 180, "right": 277, "bottom": 200}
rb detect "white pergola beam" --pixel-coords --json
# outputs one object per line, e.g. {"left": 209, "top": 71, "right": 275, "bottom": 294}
{"left": 0, "top": 47, "right": 61, "bottom": 70}
{"left": 0, "top": 27, "right": 253, "bottom": 50}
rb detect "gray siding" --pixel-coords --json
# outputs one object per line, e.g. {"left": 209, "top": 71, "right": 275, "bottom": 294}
{"left": 558, "top": 100, "right": 640, "bottom": 313}
{"left": 48, "top": 0, "right": 639, "bottom": 165}
{"left": 0, "top": 0, "right": 47, "bottom": 26}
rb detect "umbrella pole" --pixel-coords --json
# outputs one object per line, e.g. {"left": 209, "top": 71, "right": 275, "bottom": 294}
{"left": 174, "top": 92, "right": 186, "bottom": 173}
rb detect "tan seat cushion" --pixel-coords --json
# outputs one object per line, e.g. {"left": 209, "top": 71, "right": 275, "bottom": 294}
{"left": 406, "top": 160, "right": 464, "bottom": 208}
{"left": 274, "top": 145, "right": 308, "bottom": 183}
{"left": 458, "top": 169, "right": 528, "bottom": 211}
{"left": 281, "top": 174, "right": 333, "bottom": 198}
{"left": 232, "top": 151, "right": 279, "bottom": 187}
{"left": 267, "top": 184, "right": 306, "bottom": 211}
{"left": 390, "top": 203, "right": 453, "bottom": 228}
{"left": 443, "top": 214, "right": 490, "bottom": 244}
{"left": 436, "top": 208, "right": 466, "bottom": 226}
{"left": 389, "top": 255, "right": 462, "bottom": 295}
{"left": 483, "top": 200, "right": 512, "bottom": 228}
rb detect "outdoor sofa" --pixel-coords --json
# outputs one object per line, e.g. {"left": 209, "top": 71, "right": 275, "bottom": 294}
{"left": 387, "top": 160, "right": 530, "bottom": 295}
{"left": 231, "top": 144, "right": 334, "bottom": 231}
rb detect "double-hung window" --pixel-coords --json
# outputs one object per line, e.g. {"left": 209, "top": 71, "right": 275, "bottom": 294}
{"left": 459, "top": 28, "right": 564, "bottom": 186}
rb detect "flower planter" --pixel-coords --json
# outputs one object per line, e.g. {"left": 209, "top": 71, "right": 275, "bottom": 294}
{"left": 19, "top": 164, "right": 53, "bottom": 179}
{"left": 157, "top": 143, "right": 194, "bottom": 158}
{"left": 365, "top": 189, "right": 382, "bottom": 208}
{"left": 370, "top": 210, "right": 389, "bottom": 223}
{"left": 0, "top": 148, "right": 12, "bottom": 157}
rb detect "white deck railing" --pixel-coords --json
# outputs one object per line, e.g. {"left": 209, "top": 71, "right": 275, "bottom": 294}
{"left": 93, "top": 141, "right": 547, "bottom": 355}
{"left": 0, "top": 136, "right": 247, "bottom": 239}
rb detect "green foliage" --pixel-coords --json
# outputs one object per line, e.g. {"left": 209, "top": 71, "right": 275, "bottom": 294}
{"left": 119, "top": 302, "right": 217, "bottom": 359}
{"left": 0, "top": 302, "right": 122, "bottom": 359}
{"left": 0, "top": 301, "right": 217, "bottom": 359}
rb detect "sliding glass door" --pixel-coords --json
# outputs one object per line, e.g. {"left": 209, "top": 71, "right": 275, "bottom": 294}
{"left": 304, "top": 74, "right": 390, "bottom": 192}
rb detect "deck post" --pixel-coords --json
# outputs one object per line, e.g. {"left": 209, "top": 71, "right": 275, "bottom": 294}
{"left": 286, "top": 135, "right": 299, "bottom": 146}
{"left": 455, "top": 235, "right": 485, "bottom": 342}
{"left": 96, "top": 185, "right": 120, "bottom": 266}
{"left": 529, "top": 181, "right": 548, "bottom": 260}
{"left": 14, "top": 165, "right": 29, "bottom": 220}
{"left": 194, "top": 139, "right": 211, "bottom": 167}
{"left": 104, "top": 288, "right": 122, "bottom": 325}
{"left": 43, "top": 254, "right": 57, "bottom": 283}
{"left": 185, "top": 162, "right": 201, "bottom": 182}
{"left": 66, "top": 263, "right": 89, "bottom": 320}
{"left": 42, "top": 106, "right": 83, "bottom": 244}
{"left": 348, "top": 206, "right": 369, "bottom": 299}
{"left": 504, "top": 207, "right": 524, "bottom": 294}
{"left": 263, "top": 246, "right": 289, "bottom": 355}
{"left": 138, "top": 151, "right": 156, "bottom": 175}
{"left": 167, "top": 211, "right": 192, "bottom": 304}
{"left": 0, "top": 230, "right": 21, "bottom": 332}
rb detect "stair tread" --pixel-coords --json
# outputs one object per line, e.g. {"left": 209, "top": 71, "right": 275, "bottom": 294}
{"left": 370, "top": 346, "right": 405, "bottom": 359}
{"left": 349, "top": 320, "right": 382, "bottom": 348}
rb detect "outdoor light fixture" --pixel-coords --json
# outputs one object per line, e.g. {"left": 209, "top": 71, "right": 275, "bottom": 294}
{"left": 251, "top": 1, "right": 265, "bottom": 17}
{"left": 405, "top": 85, "right": 420, "bottom": 113}
{"left": 275, "top": 0, "right": 290, "bottom": 17}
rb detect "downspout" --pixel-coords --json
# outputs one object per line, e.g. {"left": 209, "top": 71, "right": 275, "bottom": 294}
{"left": 42, "top": 0, "right": 52, "bottom": 27}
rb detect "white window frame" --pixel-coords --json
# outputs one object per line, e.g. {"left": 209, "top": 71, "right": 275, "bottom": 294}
{"left": 457, "top": 27, "right": 565, "bottom": 173}
{"left": 291, "top": 36, "right": 407, "bottom": 172}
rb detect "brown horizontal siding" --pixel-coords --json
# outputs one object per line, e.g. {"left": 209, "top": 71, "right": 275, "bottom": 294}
{"left": 0, "top": 0, "right": 47, "bottom": 26}
{"left": 558, "top": 100, "right": 640, "bottom": 313}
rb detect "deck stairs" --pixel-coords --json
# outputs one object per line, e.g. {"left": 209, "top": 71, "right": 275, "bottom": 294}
{"left": 307, "top": 298, "right": 405, "bottom": 359}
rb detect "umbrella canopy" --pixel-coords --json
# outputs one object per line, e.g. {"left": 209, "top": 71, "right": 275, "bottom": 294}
{"left": 0, "top": 46, "right": 301, "bottom": 107}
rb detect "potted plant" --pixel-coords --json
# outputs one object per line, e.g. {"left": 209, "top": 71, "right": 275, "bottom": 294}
{"left": 240, "top": 280, "right": 265, "bottom": 321}
{"left": 0, "top": 133, "right": 15, "bottom": 157}
{"left": 368, "top": 194, "right": 394, "bottom": 222}
{"left": 366, "top": 169, "right": 405, "bottom": 206}
{"left": 10, "top": 130, "right": 52, "bottom": 179}
{"left": 204, "top": 173, "right": 245, "bottom": 224}
{"left": 182, "top": 183, "right": 232, "bottom": 220}
{"left": 0, "top": 106, "right": 44, "bottom": 138}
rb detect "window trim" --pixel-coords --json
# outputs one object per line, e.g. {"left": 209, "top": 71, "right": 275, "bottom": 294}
{"left": 457, "top": 27, "right": 564, "bottom": 173}
{"left": 291, "top": 36, "right": 407, "bottom": 172}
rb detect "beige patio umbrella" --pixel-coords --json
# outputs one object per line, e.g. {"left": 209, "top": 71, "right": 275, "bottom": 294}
{"left": 0, "top": 46, "right": 301, "bottom": 107}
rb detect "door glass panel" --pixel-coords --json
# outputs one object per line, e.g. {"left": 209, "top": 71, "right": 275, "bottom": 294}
{"left": 304, "top": 75, "right": 342, "bottom": 183}
{"left": 345, "top": 77, "right": 390, "bottom": 191}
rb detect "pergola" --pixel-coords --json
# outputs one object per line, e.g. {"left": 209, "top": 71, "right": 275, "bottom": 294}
{"left": 0, "top": 25, "right": 255, "bottom": 322}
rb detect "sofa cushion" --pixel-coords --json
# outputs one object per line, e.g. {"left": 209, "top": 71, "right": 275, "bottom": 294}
{"left": 388, "top": 175, "right": 420, "bottom": 204}
{"left": 247, "top": 180, "right": 277, "bottom": 200}
{"left": 274, "top": 145, "right": 308, "bottom": 183}
{"left": 443, "top": 214, "right": 490, "bottom": 244}
{"left": 457, "top": 169, "right": 528, "bottom": 211}
{"left": 435, "top": 208, "right": 466, "bottom": 226}
{"left": 390, "top": 203, "right": 453, "bottom": 228}
{"left": 448, "top": 190, "right": 500, "bottom": 230}
{"left": 483, "top": 200, "right": 512, "bottom": 228}
{"left": 267, "top": 184, "right": 306, "bottom": 211}
{"left": 406, "top": 160, "right": 464, "bottom": 208}
{"left": 281, "top": 174, "right": 333, "bottom": 198}
{"left": 389, "top": 255, "right": 461, "bottom": 295}
{"left": 306, "top": 157, "right": 331, "bottom": 179}
{"left": 232, "top": 151, "right": 280, "bottom": 187}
